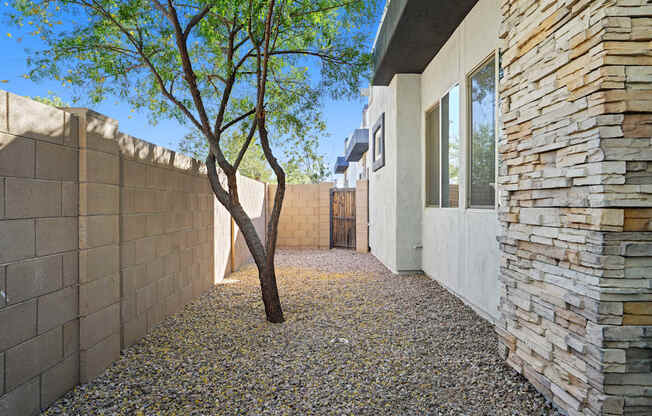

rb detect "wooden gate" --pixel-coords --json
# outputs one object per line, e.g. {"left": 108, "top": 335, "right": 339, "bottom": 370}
{"left": 330, "top": 188, "right": 356, "bottom": 249}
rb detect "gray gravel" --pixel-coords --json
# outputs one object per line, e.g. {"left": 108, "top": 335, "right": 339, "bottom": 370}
{"left": 44, "top": 249, "right": 558, "bottom": 415}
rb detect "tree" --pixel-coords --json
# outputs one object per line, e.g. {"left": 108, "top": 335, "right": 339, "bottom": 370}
{"left": 7, "top": 0, "right": 377, "bottom": 323}
{"left": 178, "top": 128, "right": 329, "bottom": 184}
{"left": 179, "top": 129, "right": 275, "bottom": 182}
{"left": 31, "top": 92, "right": 70, "bottom": 107}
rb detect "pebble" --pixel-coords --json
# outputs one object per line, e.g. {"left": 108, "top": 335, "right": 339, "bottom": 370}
{"left": 43, "top": 249, "right": 559, "bottom": 415}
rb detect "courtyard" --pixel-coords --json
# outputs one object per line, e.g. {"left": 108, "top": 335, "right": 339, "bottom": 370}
{"left": 44, "top": 250, "right": 557, "bottom": 415}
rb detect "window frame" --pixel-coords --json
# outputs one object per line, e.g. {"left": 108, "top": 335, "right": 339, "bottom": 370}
{"left": 424, "top": 83, "right": 461, "bottom": 210}
{"left": 372, "top": 113, "right": 385, "bottom": 172}
{"left": 424, "top": 103, "right": 440, "bottom": 208}
{"left": 466, "top": 52, "right": 498, "bottom": 210}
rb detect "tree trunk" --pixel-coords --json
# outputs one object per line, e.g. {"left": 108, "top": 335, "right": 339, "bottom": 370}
{"left": 259, "top": 265, "right": 284, "bottom": 323}
{"left": 206, "top": 154, "right": 285, "bottom": 324}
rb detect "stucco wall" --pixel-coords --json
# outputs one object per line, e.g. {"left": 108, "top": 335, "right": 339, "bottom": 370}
{"left": 395, "top": 75, "right": 423, "bottom": 272}
{"left": 419, "top": 0, "right": 500, "bottom": 320}
{"left": 366, "top": 84, "right": 398, "bottom": 272}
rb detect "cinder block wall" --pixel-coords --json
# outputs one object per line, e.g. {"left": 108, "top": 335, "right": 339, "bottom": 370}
{"left": 0, "top": 91, "right": 333, "bottom": 414}
{"left": 268, "top": 183, "right": 332, "bottom": 249}
{"left": 0, "top": 92, "right": 221, "bottom": 414}
{"left": 0, "top": 92, "right": 80, "bottom": 414}
{"left": 497, "top": 1, "right": 652, "bottom": 415}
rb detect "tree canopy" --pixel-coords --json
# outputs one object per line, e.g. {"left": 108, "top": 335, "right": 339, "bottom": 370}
{"left": 6, "top": 0, "right": 379, "bottom": 323}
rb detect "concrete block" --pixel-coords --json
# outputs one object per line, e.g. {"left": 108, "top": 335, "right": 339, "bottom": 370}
{"left": 36, "top": 217, "right": 77, "bottom": 256}
{"left": 35, "top": 141, "right": 77, "bottom": 181}
{"left": 80, "top": 303, "right": 119, "bottom": 350}
{"left": 79, "top": 273, "right": 119, "bottom": 316}
{"left": 118, "top": 133, "right": 153, "bottom": 161}
{"left": 0, "top": 377, "right": 39, "bottom": 416}
{"left": 62, "top": 251, "right": 78, "bottom": 287}
{"left": 5, "top": 327, "right": 62, "bottom": 390}
{"left": 84, "top": 112, "right": 118, "bottom": 153}
{"left": 40, "top": 354, "right": 79, "bottom": 409}
{"left": 146, "top": 300, "right": 165, "bottom": 331}
{"left": 63, "top": 319, "right": 79, "bottom": 358}
{"left": 135, "top": 237, "right": 156, "bottom": 264}
{"left": 0, "top": 134, "right": 34, "bottom": 178}
{"left": 37, "top": 286, "right": 77, "bottom": 334}
{"left": 62, "top": 182, "right": 78, "bottom": 217}
{"left": 79, "top": 148, "right": 118, "bottom": 185}
{"left": 120, "top": 240, "right": 136, "bottom": 268}
{"left": 0, "top": 90, "right": 5, "bottom": 132}
{"left": 121, "top": 314, "right": 147, "bottom": 348}
{"left": 0, "top": 267, "right": 5, "bottom": 309}
{"left": 79, "top": 245, "right": 118, "bottom": 284}
{"left": 146, "top": 214, "right": 165, "bottom": 236}
{"left": 120, "top": 295, "right": 136, "bottom": 324}
{"left": 79, "top": 215, "right": 118, "bottom": 249}
{"left": 80, "top": 332, "right": 119, "bottom": 383}
{"left": 0, "top": 178, "right": 3, "bottom": 219}
{"left": 0, "top": 220, "right": 35, "bottom": 263}
{"left": 121, "top": 264, "right": 147, "bottom": 297}
{"left": 122, "top": 160, "right": 148, "bottom": 188}
{"left": 79, "top": 183, "right": 119, "bottom": 215}
{"left": 0, "top": 351, "right": 3, "bottom": 394}
{"left": 8, "top": 92, "right": 64, "bottom": 144}
{"left": 146, "top": 260, "right": 164, "bottom": 284}
{"left": 63, "top": 112, "right": 79, "bottom": 148}
{"left": 0, "top": 299, "right": 36, "bottom": 350}
{"left": 121, "top": 214, "right": 146, "bottom": 242}
{"left": 6, "top": 255, "right": 62, "bottom": 304}
{"left": 136, "top": 282, "right": 157, "bottom": 316}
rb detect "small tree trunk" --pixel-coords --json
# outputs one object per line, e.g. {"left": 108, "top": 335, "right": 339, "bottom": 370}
{"left": 259, "top": 265, "right": 284, "bottom": 323}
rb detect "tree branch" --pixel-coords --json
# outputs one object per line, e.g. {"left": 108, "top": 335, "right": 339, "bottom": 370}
{"left": 183, "top": 5, "right": 212, "bottom": 39}
{"left": 220, "top": 108, "right": 256, "bottom": 133}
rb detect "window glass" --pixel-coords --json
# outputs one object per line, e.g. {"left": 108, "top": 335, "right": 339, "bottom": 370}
{"left": 441, "top": 85, "right": 460, "bottom": 208}
{"left": 425, "top": 105, "right": 440, "bottom": 206}
{"left": 374, "top": 128, "right": 382, "bottom": 161}
{"left": 469, "top": 58, "right": 496, "bottom": 208}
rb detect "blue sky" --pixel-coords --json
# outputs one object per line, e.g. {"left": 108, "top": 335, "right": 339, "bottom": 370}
{"left": 0, "top": 3, "right": 382, "bottom": 176}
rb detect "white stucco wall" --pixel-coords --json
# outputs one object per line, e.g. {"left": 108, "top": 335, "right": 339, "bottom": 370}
{"left": 366, "top": 84, "right": 398, "bottom": 272}
{"left": 365, "top": 74, "right": 422, "bottom": 273}
{"left": 420, "top": 0, "right": 500, "bottom": 321}
{"left": 365, "top": 0, "right": 500, "bottom": 319}
{"left": 395, "top": 75, "right": 422, "bottom": 272}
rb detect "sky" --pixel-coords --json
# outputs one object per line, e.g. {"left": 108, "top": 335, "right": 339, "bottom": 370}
{"left": 0, "top": 3, "right": 383, "bottom": 177}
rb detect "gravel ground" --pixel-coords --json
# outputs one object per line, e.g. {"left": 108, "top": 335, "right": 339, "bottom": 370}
{"left": 45, "top": 249, "right": 558, "bottom": 415}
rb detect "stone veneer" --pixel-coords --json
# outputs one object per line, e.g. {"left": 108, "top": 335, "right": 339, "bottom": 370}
{"left": 497, "top": 1, "right": 652, "bottom": 415}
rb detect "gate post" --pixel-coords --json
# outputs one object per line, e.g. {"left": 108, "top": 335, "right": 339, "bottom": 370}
{"left": 355, "top": 179, "right": 369, "bottom": 253}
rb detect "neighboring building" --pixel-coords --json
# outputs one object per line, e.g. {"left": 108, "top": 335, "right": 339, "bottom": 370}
{"left": 362, "top": 0, "right": 652, "bottom": 415}
{"left": 333, "top": 112, "right": 370, "bottom": 188}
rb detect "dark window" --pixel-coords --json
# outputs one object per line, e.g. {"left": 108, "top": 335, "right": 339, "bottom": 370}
{"left": 441, "top": 85, "right": 460, "bottom": 208}
{"left": 425, "top": 105, "right": 440, "bottom": 207}
{"left": 469, "top": 57, "right": 496, "bottom": 208}
{"left": 372, "top": 113, "right": 385, "bottom": 171}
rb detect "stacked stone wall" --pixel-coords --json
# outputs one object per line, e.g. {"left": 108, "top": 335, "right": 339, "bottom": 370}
{"left": 497, "top": 1, "right": 652, "bottom": 414}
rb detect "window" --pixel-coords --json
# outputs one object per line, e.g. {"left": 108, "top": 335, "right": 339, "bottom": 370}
{"left": 425, "top": 105, "right": 440, "bottom": 206}
{"left": 468, "top": 57, "right": 496, "bottom": 208}
{"left": 441, "top": 86, "right": 460, "bottom": 208}
{"left": 372, "top": 113, "right": 385, "bottom": 171}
